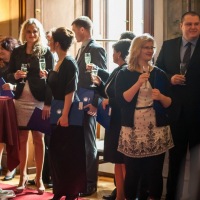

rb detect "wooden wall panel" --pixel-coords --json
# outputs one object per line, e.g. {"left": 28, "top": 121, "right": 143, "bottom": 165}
{"left": 0, "top": 0, "right": 19, "bottom": 38}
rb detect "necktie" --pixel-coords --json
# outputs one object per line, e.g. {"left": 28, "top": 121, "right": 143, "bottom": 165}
{"left": 76, "top": 46, "right": 85, "bottom": 61}
{"left": 183, "top": 42, "right": 191, "bottom": 68}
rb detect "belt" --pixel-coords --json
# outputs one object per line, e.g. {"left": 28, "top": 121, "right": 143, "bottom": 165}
{"left": 135, "top": 105, "right": 153, "bottom": 110}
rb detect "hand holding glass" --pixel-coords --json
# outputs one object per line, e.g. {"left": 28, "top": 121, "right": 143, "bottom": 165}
{"left": 180, "top": 63, "right": 187, "bottom": 85}
{"left": 39, "top": 57, "right": 46, "bottom": 78}
{"left": 142, "top": 65, "right": 150, "bottom": 88}
{"left": 90, "top": 69, "right": 98, "bottom": 87}
{"left": 20, "top": 64, "right": 28, "bottom": 83}
{"left": 85, "top": 53, "right": 91, "bottom": 72}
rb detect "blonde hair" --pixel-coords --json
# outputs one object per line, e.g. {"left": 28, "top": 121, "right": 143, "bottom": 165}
{"left": 19, "top": 18, "right": 48, "bottom": 57}
{"left": 127, "top": 33, "right": 156, "bottom": 72}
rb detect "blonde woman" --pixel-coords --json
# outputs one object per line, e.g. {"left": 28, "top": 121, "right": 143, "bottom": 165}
{"left": 115, "top": 33, "right": 174, "bottom": 200}
{"left": 7, "top": 18, "right": 54, "bottom": 194}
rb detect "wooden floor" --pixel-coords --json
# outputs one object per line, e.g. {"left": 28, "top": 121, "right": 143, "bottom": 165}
{"left": 0, "top": 173, "right": 115, "bottom": 200}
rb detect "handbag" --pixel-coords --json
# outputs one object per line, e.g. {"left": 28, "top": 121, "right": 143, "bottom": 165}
{"left": 50, "top": 100, "right": 84, "bottom": 126}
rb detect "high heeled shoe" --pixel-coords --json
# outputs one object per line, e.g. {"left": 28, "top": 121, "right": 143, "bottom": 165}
{"left": 35, "top": 178, "right": 45, "bottom": 195}
{"left": 3, "top": 169, "right": 16, "bottom": 181}
{"left": 16, "top": 176, "right": 28, "bottom": 193}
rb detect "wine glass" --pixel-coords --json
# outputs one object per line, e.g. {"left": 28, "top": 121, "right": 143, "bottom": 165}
{"left": 39, "top": 57, "right": 46, "bottom": 79}
{"left": 20, "top": 64, "right": 27, "bottom": 83}
{"left": 85, "top": 53, "right": 91, "bottom": 72}
{"left": 180, "top": 62, "right": 187, "bottom": 85}
{"left": 142, "top": 65, "right": 150, "bottom": 89}
{"left": 90, "top": 69, "right": 98, "bottom": 87}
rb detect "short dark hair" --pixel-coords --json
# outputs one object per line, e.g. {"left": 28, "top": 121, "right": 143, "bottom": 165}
{"left": 119, "top": 31, "right": 136, "bottom": 40}
{"left": 181, "top": 11, "right": 200, "bottom": 23}
{"left": 71, "top": 16, "right": 93, "bottom": 31}
{"left": 0, "top": 37, "right": 20, "bottom": 52}
{"left": 112, "top": 39, "right": 131, "bottom": 60}
{"left": 52, "top": 27, "right": 74, "bottom": 51}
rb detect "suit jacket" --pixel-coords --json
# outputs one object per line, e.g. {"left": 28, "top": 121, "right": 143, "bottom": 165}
{"left": 76, "top": 39, "right": 107, "bottom": 107}
{"left": 156, "top": 36, "right": 200, "bottom": 122}
{"left": 7, "top": 44, "right": 54, "bottom": 105}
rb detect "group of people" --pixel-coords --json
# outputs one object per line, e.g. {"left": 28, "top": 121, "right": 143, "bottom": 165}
{"left": 0, "top": 10, "right": 200, "bottom": 200}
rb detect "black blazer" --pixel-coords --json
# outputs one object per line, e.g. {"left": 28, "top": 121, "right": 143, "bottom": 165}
{"left": 7, "top": 44, "right": 54, "bottom": 105}
{"left": 156, "top": 36, "right": 200, "bottom": 122}
{"left": 76, "top": 39, "right": 107, "bottom": 107}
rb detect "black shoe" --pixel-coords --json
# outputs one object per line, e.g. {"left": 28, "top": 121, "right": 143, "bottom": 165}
{"left": 3, "top": 169, "right": 16, "bottom": 181}
{"left": 47, "top": 182, "right": 53, "bottom": 188}
{"left": 79, "top": 185, "right": 97, "bottom": 197}
{"left": 102, "top": 188, "right": 116, "bottom": 200}
{"left": 28, "top": 179, "right": 36, "bottom": 185}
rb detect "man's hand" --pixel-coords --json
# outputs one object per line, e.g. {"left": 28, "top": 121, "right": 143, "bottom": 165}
{"left": 84, "top": 104, "right": 97, "bottom": 116}
{"left": 171, "top": 74, "right": 186, "bottom": 85}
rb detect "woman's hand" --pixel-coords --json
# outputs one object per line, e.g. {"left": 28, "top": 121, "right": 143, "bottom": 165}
{"left": 58, "top": 115, "right": 69, "bottom": 127}
{"left": 39, "top": 69, "right": 48, "bottom": 78}
{"left": 137, "top": 73, "right": 150, "bottom": 87}
{"left": 102, "top": 99, "right": 109, "bottom": 109}
{"left": 152, "top": 88, "right": 172, "bottom": 108}
{"left": 14, "top": 70, "right": 27, "bottom": 80}
{"left": 152, "top": 88, "right": 162, "bottom": 100}
{"left": 2, "top": 83, "right": 16, "bottom": 91}
{"left": 42, "top": 105, "right": 50, "bottom": 120}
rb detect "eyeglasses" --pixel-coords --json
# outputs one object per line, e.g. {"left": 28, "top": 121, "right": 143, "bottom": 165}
{"left": 142, "top": 46, "right": 156, "bottom": 50}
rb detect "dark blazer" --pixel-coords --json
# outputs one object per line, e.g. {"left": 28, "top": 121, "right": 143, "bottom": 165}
{"left": 156, "top": 36, "right": 200, "bottom": 122}
{"left": 76, "top": 39, "right": 107, "bottom": 107}
{"left": 115, "top": 67, "right": 171, "bottom": 127}
{"left": 7, "top": 44, "right": 54, "bottom": 105}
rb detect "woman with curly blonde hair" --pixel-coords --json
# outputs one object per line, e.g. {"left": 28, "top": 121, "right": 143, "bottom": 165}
{"left": 7, "top": 18, "right": 54, "bottom": 194}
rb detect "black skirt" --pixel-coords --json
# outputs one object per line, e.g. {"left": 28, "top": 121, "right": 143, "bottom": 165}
{"left": 49, "top": 125, "right": 87, "bottom": 197}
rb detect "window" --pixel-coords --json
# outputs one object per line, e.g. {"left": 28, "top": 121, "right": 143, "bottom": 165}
{"left": 91, "top": 0, "right": 147, "bottom": 72}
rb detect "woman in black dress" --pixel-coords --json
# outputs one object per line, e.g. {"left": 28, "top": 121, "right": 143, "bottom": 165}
{"left": 47, "top": 27, "right": 86, "bottom": 200}
{"left": 92, "top": 39, "right": 131, "bottom": 200}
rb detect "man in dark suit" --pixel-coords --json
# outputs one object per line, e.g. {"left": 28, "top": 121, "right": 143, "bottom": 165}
{"left": 156, "top": 11, "right": 200, "bottom": 200}
{"left": 72, "top": 16, "right": 107, "bottom": 197}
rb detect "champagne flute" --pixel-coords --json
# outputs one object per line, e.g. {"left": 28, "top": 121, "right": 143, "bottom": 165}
{"left": 85, "top": 53, "right": 91, "bottom": 72}
{"left": 90, "top": 69, "right": 98, "bottom": 87}
{"left": 20, "top": 64, "right": 27, "bottom": 83}
{"left": 180, "top": 62, "right": 187, "bottom": 85}
{"left": 39, "top": 57, "right": 46, "bottom": 79}
{"left": 142, "top": 65, "right": 150, "bottom": 89}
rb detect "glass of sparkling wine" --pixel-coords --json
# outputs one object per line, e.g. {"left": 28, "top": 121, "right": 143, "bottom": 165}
{"left": 142, "top": 65, "right": 150, "bottom": 89}
{"left": 85, "top": 53, "right": 91, "bottom": 72}
{"left": 180, "top": 62, "right": 187, "bottom": 85}
{"left": 90, "top": 69, "right": 98, "bottom": 87}
{"left": 39, "top": 57, "right": 46, "bottom": 78}
{"left": 20, "top": 64, "right": 27, "bottom": 83}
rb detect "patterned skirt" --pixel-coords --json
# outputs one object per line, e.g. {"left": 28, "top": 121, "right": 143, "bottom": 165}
{"left": 118, "top": 107, "right": 174, "bottom": 158}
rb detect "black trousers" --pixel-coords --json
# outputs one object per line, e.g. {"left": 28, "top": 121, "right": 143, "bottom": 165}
{"left": 166, "top": 116, "right": 200, "bottom": 200}
{"left": 124, "top": 153, "right": 165, "bottom": 200}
